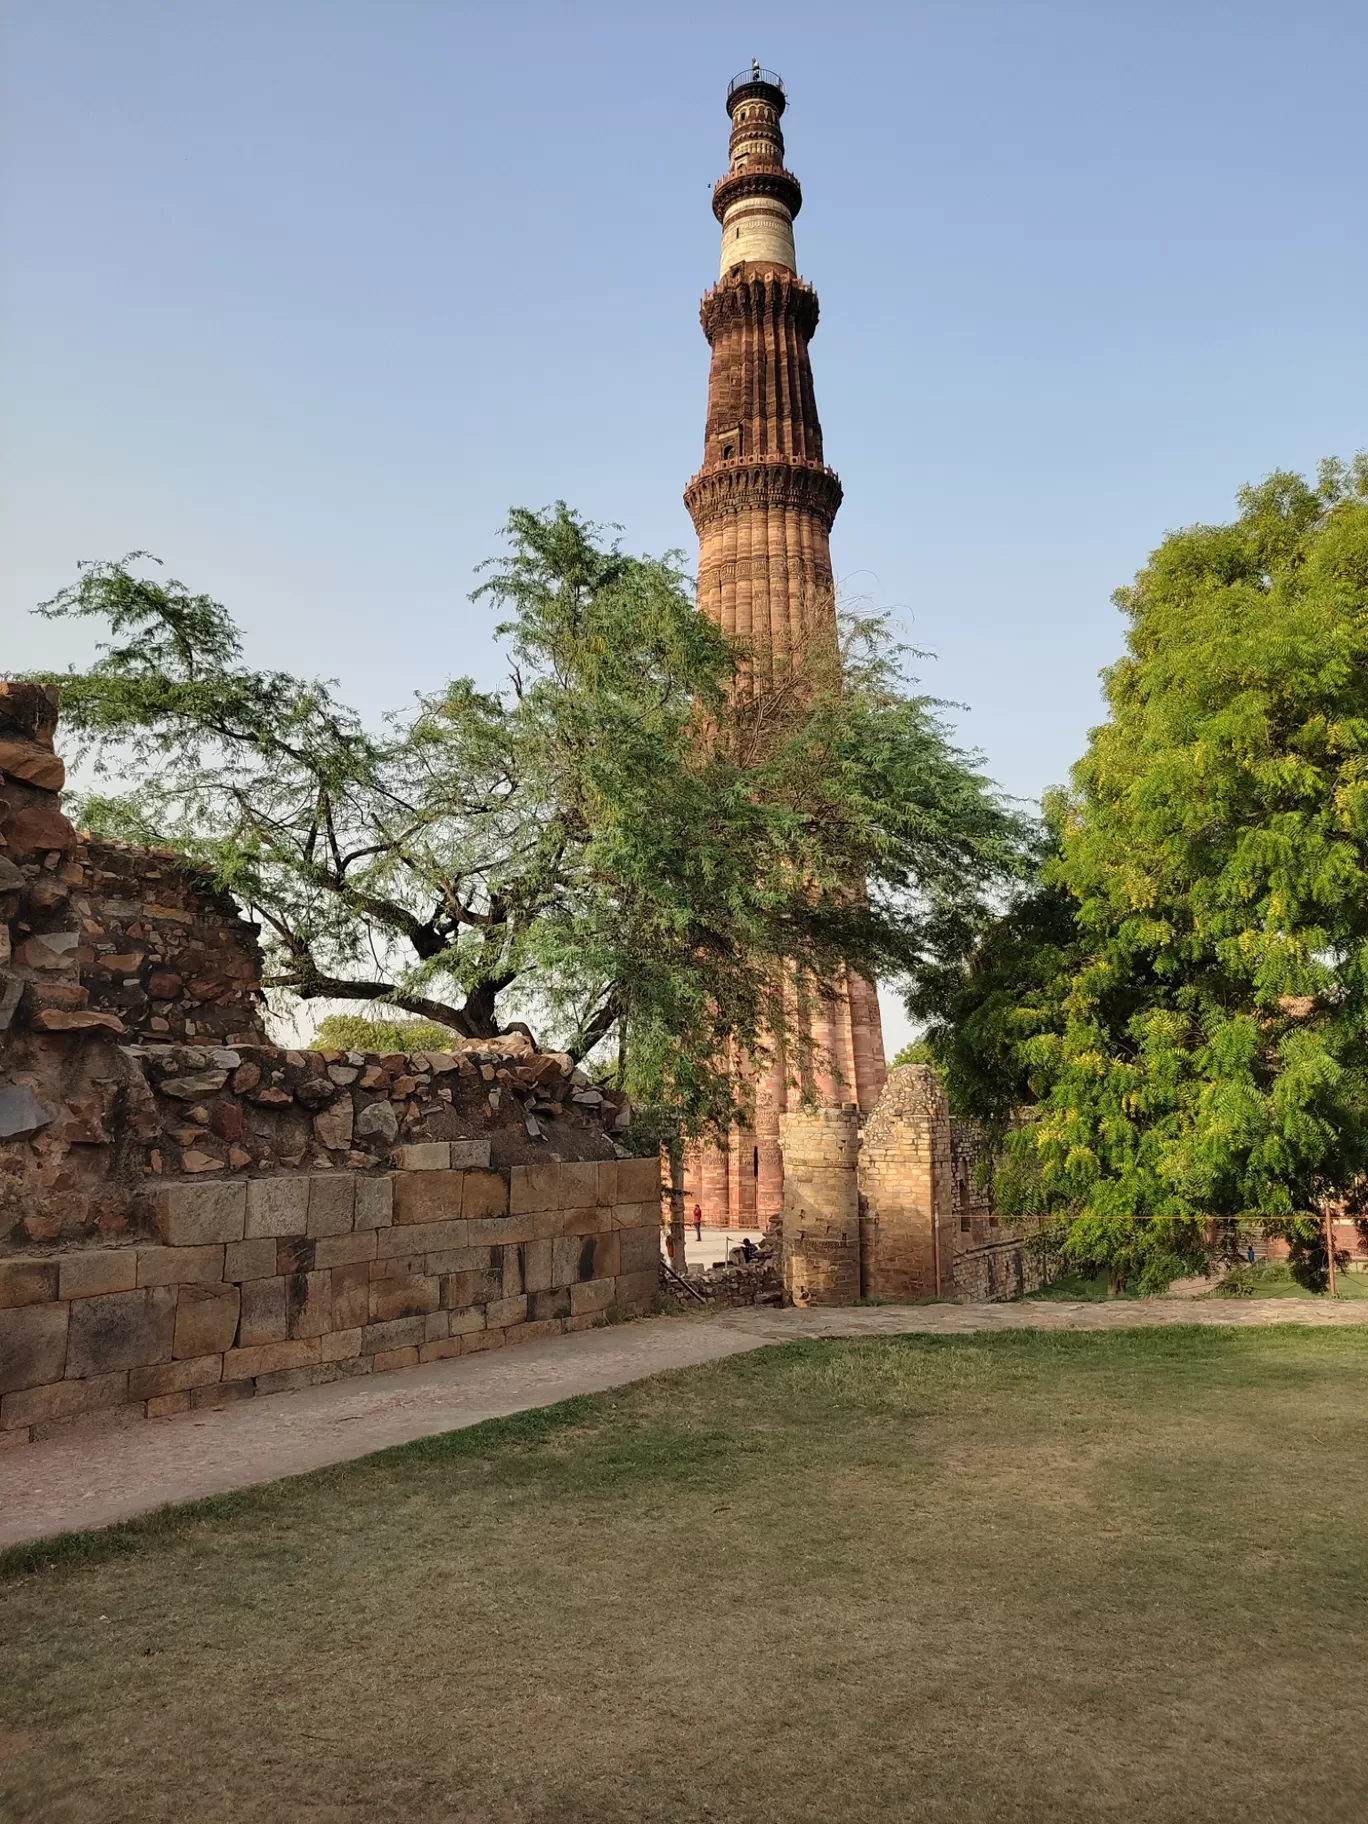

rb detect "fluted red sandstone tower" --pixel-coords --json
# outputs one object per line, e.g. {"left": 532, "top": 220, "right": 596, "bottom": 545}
{"left": 684, "top": 67, "right": 886, "bottom": 1229}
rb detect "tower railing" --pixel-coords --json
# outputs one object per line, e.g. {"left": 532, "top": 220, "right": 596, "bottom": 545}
{"left": 727, "top": 67, "right": 784, "bottom": 98}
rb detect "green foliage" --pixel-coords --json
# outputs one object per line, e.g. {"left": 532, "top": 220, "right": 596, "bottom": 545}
{"left": 890, "top": 1038, "right": 934, "bottom": 1067}
{"left": 32, "top": 508, "right": 1025, "bottom": 1131}
{"left": 310, "top": 1014, "right": 459, "bottom": 1054}
{"left": 991, "top": 459, "right": 1368, "bottom": 1286}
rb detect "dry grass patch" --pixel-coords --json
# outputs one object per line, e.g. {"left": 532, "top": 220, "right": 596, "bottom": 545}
{"left": 3, "top": 1327, "right": 1368, "bottom": 1822}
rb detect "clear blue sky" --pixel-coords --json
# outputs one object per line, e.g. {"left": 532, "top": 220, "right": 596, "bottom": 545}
{"left": 4, "top": 1, "right": 1365, "bottom": 1047}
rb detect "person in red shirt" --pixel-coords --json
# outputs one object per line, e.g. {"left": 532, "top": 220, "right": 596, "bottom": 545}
{"left": 692, "top": 1202, "right": 703, "bottom": 1241}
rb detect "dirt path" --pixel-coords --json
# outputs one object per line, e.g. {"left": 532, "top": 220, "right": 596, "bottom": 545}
{"left": 4, "top": 1295, "right": 1367, "bottom": 1550}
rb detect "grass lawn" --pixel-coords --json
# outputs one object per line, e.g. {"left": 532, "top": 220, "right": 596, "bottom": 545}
{"left": 4, "top": 1327, "right": 1368, "bottom": 1822}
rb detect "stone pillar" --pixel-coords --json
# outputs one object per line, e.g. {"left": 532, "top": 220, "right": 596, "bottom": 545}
{"left": 779, "top": 1103, "right": 860, "bottom": 1306}
{"left": 857, "top": 1065, "right": 953, "bottom": 1299}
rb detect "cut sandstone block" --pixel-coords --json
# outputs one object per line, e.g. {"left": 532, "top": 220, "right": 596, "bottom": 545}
{"left": 530, "top": 1287, "right": 571, "bottom": 1322}
{"left": 369, "top": 1274, "right": 439, "bottom": 1323}
{"left": 392, "top": 1170, "right": 464, "bottom": 1225}
{"left": 570, "top": 1276, "right": 616, "bottom": 1317}
{"left": 616, "top": 1156, "right": 661, "bottom": 1202}
{"left": 561, "top": 1204, "right": 611, "bottom": 1237}
{"left": 510, "top": 1164, "right": 558, "bottom": 1213}
{"left": 506, "top": 1317, "right": 565, "bottom": 1348}
{"left": 372, "top": 1345, "right": 420, "bottom": 1372}
{"left": 0, "top": 1301, "right": 69, "bottom": 1396}
{"left": 147, "top": 1391, "right": 192, "bottom": 1417}
{"left": 0, "top": 1259, "right": 59, "bottom": 1309}
{"left": 595, "top": 1161, "right": 617, "bottom": 1207}
{"left": 222, "top": 1337, "right": 321, "bottom": 1381}
{"left": 173, "top": 1283, "right": 240, "bottom": 1358}
{"left": 486, "top": 1293, "right": 526, "bottom": 1328}
{"left": 330, "top": 1263, "right": 370, "bottom": 1331}
{"left": 59, "top": 1251, "right": 139, "bottom": 1301}
{"left": 360, "top": 1315, "right": 425, "bottom": 1354}
{"left": 619, "top": 1225, "right": 663, "bottom": 1273}
{"left": 67, "top": 1287, "right": 175, "bottom": 1377}
{"left": 313, "top": 1230, "right": 377, "bottom": 1269}
{"left": 129, "top": 1353, "right": 223, "bottom": 1400}
{"left": 616, "top": 1268, "right": 660, "bottom": 1310}
{"left": 245, "top": 1176, "right": 310, "bottom": 1239}
{"left": 522, "top": 1237, "right": 554, "bottom": 1294}
{"left": 285, "top": 1270, "right": 333, "bottom": 1340}
{"left": 306, "top": 1174, "right": 355, "bottom": 1238}
{"left": 238, "top": 1277, "right": 288, "bottom": 1346}
{"left": 557, "top": 1162, "right": 599, "bottom": 1209}
{"left": 391, "top": 1143, "right": 450, "bottom": 1171}
{"left": 462, "top": 1170, "right": 509, "bottom": 1219}
{"left": 449, "top": 1139, "right": 492, "bottom": 1170}
{"left": 137, "top": 1245, "right": 225, "bottom": 1287}
{"left": 419, "top": 1336, "right": 463, "bottom": 1364}
{"left": 224, "top": 1237, "right": 278, "bottom": 1281}
{"left": 377, "top": 1219, "right": 468, "bottom": 1258}
{"left": 320, "top": 1326, "right": 363, "bottom": 1363}
{"left": 354, "top": 1175, "right": 394, "bottom": 1231}
{"left": 154, "top": 1180, "right": 246, "bottom": 1246}
{"left": 2, "top": 1368, "right": 128, "bottom": 1430}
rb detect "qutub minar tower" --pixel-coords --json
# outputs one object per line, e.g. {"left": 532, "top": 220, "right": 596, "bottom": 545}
{"left": 684, "top": 66, "right": 887, "bottom": 1229}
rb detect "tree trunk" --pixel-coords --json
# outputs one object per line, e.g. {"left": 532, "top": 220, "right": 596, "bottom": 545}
{"left": 667, "top": 1127, "right": 688, "bottom": 1282}
{"left": 1325, "top": 1203, "right": 1339, "bottom": 1298}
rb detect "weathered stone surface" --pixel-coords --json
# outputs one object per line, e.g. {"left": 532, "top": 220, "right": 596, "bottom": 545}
{"left": 244, "top": 1176, "right": 310, "bottom": 1239}
{"left": 449, "top": 1138, "right": 492, "bottom": 1170}
{"left": 369, "top": 1273, "right": 439, "bottom": 1323}
{"left": 136, "top": 1244, "right": 225, "bottom": 1287}
{"left": 129, "top": 1353, "right": 223, "bottom": 1399}
{"left": 0, "top": 1301, "right": 69, "bottom": 1393}
{"left": 619, "top": 1224, "right": 663, "bottom": 1273}
{"left": 463, "top": 1170, "right": 509, "bottom": 1219}
{"left": 360, "top": 1315, "right": 426, "bottom": 1355}
{"left": 391, "top": 1143, "right": 450, "bottom": 1171}
{"left": 0, "top": 1079, "right": 54, "bottom": 1138}
{"left": 557, "top": 1162, "right": 600, "bottom": 1209}
{"left": 354, "top": 1099, "right": 398, "bottom": 1144}
{"left": 285, "top": 1269, "right": 333, "bottom": 1339}
{"left": 154, "top": 1180, "right": 246, "bottom": 1246}
{"left": 238, "top": 1276, "right": 288, "bottom": 1346}
{"left": 0, "top": 1258, "right": 59, "bottom": 1308}
{"left": 569, "top": 1276, "right": 616, "bottom": 1317}
{"left": 313, "top": 1101, "right": 354, "bottom": 1152}
{"left": 320, "top": 1326, "right": 363, "bottom": 1363}
{"left": 306, "top": 1175, "right": 355, "bottom": 1237}
{"left": 58, "top": 1250, "right": 139, "bottom": 1300}
{"left": 66, "top": 1286, "right": 175, "bottom": 1377}
{"left": 1, "top": 805, "right": 76, "bottom": 855}
{"left": 3, "top": 1368, "right": 128, "bottom": 1430}
{"left": 354, "top": 1175, "right": 393, "bottom": 1232}
{"left": 221, "top": 1337, "right": 320, "bottom": 1381}
{"left": 159, "top": 1071, "right": 230, "bottom": 1099}
{"left": 0, "top": 736, "right": 65, "bottom": 790}
{"left": 173, "top": 1282, "right": 240, "bottom": 1358}
{"left": 445, "top": 1266, "right": 503, "bottom": 1309}
{"left": 14, "top": 931, "right": 80, "bottom": 971}
{"left": 617, "top": 1157, "right": 661, "bottom": 1202}
{"left": 31, "top": 1008, "right": 126, "bottom": 1034}
{"left": 329, "top": 1262, "right": 370, "bottom": 1330}
{"left": 392, "top": 1170, "right": 464, "bottom": 1226}
{"left": 224, "top": 1237, "right": 278, "bottom": 1281}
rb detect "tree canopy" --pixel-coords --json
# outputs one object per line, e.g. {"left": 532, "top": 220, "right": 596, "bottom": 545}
{"left": 34, "top": 504, "right": 1025, "bottom": 1129}
{"left": 919, "top": 459, "right": 1368, "bottom": 1286}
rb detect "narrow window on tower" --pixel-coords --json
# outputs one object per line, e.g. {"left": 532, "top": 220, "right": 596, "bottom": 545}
{"left": 753, "top": 1146, "right": 759, "bottom": 1178}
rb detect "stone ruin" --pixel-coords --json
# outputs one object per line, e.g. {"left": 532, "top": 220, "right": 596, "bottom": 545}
{"left": 777, "top": 1070, "right": 1049, "bottom": 1309}
{"left": 0, "top": 684, "right": 662, "bottom": 1447}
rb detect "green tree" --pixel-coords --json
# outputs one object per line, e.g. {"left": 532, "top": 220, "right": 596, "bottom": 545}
{"left": 34, "top": 505, "right": 1024, "bottom": 1130}
{"left": 998, "top": 459, "right": 1368, "bottom": 1288}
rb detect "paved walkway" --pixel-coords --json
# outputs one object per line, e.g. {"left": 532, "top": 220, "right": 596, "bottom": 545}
{"left": 4, "top": 1296, "right": 1368, "bottom": 1550}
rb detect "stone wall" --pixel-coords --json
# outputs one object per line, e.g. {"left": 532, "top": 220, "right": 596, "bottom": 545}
{"left": 779, "top": 1104, "right": 861, "bottom": 1306}
{"left": 857, "top": 1066, "right": 953, "bottom": 1299}
{"left": 0, "top": 1150, "right": 663, "bottom": 1445}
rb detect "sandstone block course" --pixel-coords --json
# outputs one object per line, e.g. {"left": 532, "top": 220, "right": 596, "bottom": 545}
{"left": 137, "top": 1245, "right": 225, "bottom": 1287}
{"left": 222, "top": 1337, "right": 321, "bottom": 1381}
{"left": 391, "top": 1143, "right": 449, "bottom": 1171}
{"left": 129, "top": 1353, "right": 223, "bottom": 1399}
{"left": 239, "top": 1276, "right": 288, "bottom": 1346}
{"left": 224, "top": 1237, "right": 278, "bottom": 1281}
{"left": 570, "top": 1276, "right": 616, "bottom": 1317}
{"left": 463, "top": 1170, "right": 509, "bottom": 1219}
